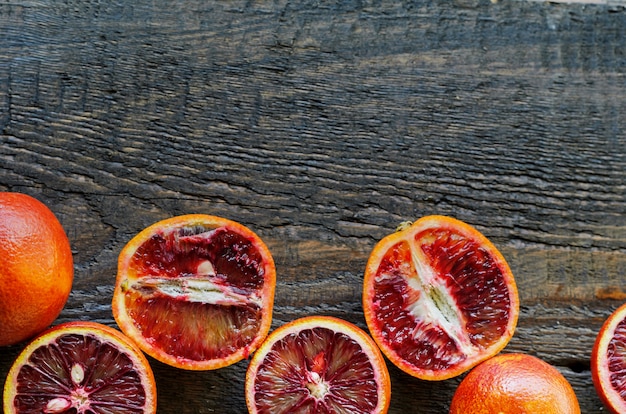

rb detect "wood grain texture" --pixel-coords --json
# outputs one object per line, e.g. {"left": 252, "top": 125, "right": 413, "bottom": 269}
{"left": 1, "top": 0, "right": 625, "bottom": 412}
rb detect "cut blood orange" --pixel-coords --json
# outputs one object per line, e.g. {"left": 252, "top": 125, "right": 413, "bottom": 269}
{"left": 591, "top": 302, "right": 626, "bottom": 414}
{"left": 3, "top": 321, "right": 156, "bottom": 414}
{"left": 362, "top": 215, "right": 519, "bottom": 380}
{"left": 245, "top": 315, "right": 391, "bottom": 414}
{"left": 112, "top": 214, "right": 276, "bottom": 370}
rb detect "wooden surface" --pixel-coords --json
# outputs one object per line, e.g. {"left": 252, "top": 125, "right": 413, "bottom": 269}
{"left": 1, "top": 0, "right": 625, "bottom": 412}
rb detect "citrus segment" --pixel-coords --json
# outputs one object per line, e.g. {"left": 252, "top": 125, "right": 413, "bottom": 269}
{"left": 3, "top": 321, "right": 156, "bottom": 414}
{"left": 113, "top": 214, "right": 276, "bottom": 370}
{"left": 0, "top": 192, "right": 74, "bottom": 346}
{"left": 449, "top": 353, "right": 580, "bottom": 414}
{"left": 591, "top": 302, "right": 626, "bottom": 414}
{"left": 245, "top": 316, "right": 391, "bottom": 414}
{"left": 363, "top": 215, "right": 519, "bottom": 380}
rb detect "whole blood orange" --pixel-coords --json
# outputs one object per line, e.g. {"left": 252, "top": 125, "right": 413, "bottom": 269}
{"left": 112, "top": 214, "right": 276, "bottom": 370}
{"left": 591, "top": 302, "right": 626, "bottom": 414}
{"left": 449, "top": 353, "right": 581, "bottom": 413}
{"left": 245, "top": 315, "right": 391, "bottom": 414}
{"left": 0, "top": 192, "right": 74, "bottom": 346}
{"left": 3, "top": 321, "right": 157, "bottom": 414}
{"left": 362, "top": 215, "right": 519, "bottom": 380}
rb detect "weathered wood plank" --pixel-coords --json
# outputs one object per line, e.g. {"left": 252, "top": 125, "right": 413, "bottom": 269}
{"left": 1, "top": 0, "right": 625, "bottom": 413}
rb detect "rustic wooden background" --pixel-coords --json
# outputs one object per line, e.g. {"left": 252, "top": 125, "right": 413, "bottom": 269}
{"left": 1, "top": 0, "right": 625, "bottom": 412}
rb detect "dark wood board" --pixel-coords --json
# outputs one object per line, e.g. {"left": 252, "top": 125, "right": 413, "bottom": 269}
{"left": 1, "top": 0, "right": 625, "bottom": 412}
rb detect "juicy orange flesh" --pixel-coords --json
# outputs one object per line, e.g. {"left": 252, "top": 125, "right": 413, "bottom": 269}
{"left": 125, "top": 225, "right": 265, "bottom": 361}
{"left": 607, "top": 318, "right": 626, "bottom": 400}
{"left": 131, "top": 226, "right": 264, "bottom": 290}
{"left": 126, "top": 293, "right": 262, "bottom": 360}
{"left": 11, "top": 333, "right": 147, "bottom": 413}
{"left": 253, "top": 327, "right": 380, "bottom": 414}
{"left": 371, "top": 228, "right": 511, "bottom": 371}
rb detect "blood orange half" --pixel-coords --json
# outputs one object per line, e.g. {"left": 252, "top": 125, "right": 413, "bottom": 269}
{"left": 112, "top": 214, "right": 276, "bottom": 371}
{"left": 245, "top": 316, "right": 391, "bottom": 414}
{"left": 591, "top": 302, "right": 626, "bottom": 414}
{"left": 362, "top": 215, "right": 519, "bottom": 380}
{"left": 3, "top": 321, "right": 156, "bottom": 414}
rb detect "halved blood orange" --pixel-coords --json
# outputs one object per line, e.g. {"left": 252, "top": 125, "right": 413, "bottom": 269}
{"left": 112, "top": 214, "right": 276, "bottom": 370}
{"left": 362, "top": 215, "right": 519, "bottom": 381}
{"left": 591, "top": 302, "right": 626, "bottom": 414}
{"left": 245, "top": 315, "right": 391, "bottom": 414}
{"left": 3, "top": 321, "right": 156, "bottom": 414}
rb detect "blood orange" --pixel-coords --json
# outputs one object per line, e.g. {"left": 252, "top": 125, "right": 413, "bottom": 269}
{"left": 362, "top": 215, "right": 519, "bottom": 380}
{"left": 3, "top": 321, "right": 157, "bottom": 414}
{"left": 245, "top": 315, "right": 391, "bottom": 414}
{"left": 112, "top": 214, "right": 276, "bottom": 370}
{"left": 0, "top": 192, "right": 74, "bottom": 346}
{"left": 591, "top": 302, "right": 626, "bottom": 414}
{"left": 449, "top": 353, "right": 580, "bottom": 413}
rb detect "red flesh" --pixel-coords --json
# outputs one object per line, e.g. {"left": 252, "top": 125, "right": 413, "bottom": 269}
{"left": 12, "top": 333, "right": 147, "bottom": 413}
{"left": 126, "top": 295, "right": 262, "bottom": 361}
{"left": 607, "top": 318, "right": 626, "bottom": 400}
{"left": 253, "top": 327, "right": 381, "bottom": 414}
{"left": 125, "top": 225, "right": 266, "bottom": 361}
{"left": 131, "top": 226, "right": 265, "bottom": 290}
{"left": 371, "top": 228, "right": 512, "bottom": 371}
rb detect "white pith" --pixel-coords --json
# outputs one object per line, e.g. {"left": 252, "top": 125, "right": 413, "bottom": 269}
{"left": 403, "top": 239, "right": 475, "bottom": 357}
{"left": 306, "top": 371, "right": 330, "bottom": 399}
{"left": 127, "top": 273, "right": 262, "bottom": 307}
